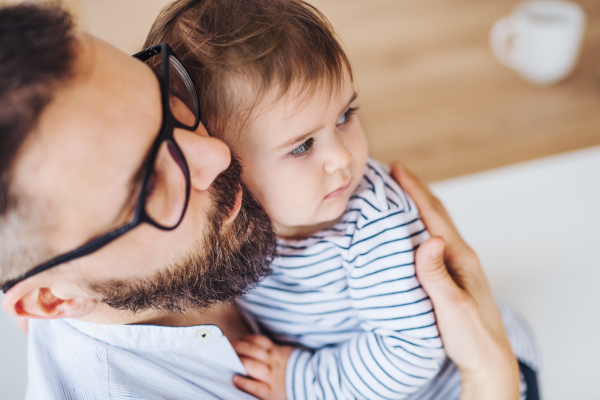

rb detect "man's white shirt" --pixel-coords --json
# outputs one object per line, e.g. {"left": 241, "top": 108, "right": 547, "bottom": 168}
{"left": 26, "top": 318, "right": 254, "bottom": 400}
{"left": 25, "top": 299, "right": 537, "bottom": 399}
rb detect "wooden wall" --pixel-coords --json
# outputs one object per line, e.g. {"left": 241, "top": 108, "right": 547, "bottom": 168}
{"left": 7, "top": 0, "right": 600, "bottom": 181}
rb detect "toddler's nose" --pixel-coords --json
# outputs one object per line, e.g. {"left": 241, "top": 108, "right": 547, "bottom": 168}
{"left": 324, "top": 137, "right": 352, "bottom": 174}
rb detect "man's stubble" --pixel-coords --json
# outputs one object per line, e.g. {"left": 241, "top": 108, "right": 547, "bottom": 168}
{"left": 88, "top": 157, "right": 277, "bottom": 313}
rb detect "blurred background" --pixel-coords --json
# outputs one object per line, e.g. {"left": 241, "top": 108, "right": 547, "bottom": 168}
{"left": 0, "top": 0, "right": 599, "bottom": 399}
{"left": 18, "top": 0, "right": 600, "bottom": 182}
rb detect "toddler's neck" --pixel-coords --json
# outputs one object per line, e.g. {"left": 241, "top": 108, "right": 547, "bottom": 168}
{"left": 274, "top": 215, "right": 344, "bottom": 240}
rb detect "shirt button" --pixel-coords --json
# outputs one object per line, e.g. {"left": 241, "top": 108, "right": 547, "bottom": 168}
{"left": 197, "top": 329, "right": 211, "bottom": 341}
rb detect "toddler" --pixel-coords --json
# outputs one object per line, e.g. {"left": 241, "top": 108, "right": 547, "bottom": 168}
{"left": 145, "top": 0, "right": 537, "bottom": 399}
{"left": 230, "top": 78, "right": 445, "bottom": 400}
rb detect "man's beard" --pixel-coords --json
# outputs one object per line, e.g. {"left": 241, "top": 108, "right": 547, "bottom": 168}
{"left": 89, "top": 157, "right": 277, "bottom": 313}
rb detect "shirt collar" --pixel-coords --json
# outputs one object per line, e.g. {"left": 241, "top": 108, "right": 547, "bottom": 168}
{"left": 64, "top": 318, "right": 225, "bottom": 352}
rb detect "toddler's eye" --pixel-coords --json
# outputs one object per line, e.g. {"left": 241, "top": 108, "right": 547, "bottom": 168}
{"left": 290, "top": 138, "right": 314, "bottom": 157}
{"left": 337, "top": 107, "right": 358, "bottom": 126}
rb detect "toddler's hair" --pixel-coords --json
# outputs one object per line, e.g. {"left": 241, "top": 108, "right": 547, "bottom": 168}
{"left": 144, "top": 0, "right": 352, "bottom": 140}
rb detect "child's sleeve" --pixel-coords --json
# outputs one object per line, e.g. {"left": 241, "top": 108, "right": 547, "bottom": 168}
{"left": 285, "top": 202, "right": 445, "bottom": 400}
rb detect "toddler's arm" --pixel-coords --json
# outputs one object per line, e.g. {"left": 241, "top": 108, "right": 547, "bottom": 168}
{"left": 284, "top": 206, "right": 444, "bottom": 400}
{"left": 234, "top": 210, "right": 444, "bottom": 400}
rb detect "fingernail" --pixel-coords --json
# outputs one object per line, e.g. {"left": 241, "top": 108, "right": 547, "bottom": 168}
{"left": 429, "top": 245, "right": 442, "bottom": 259}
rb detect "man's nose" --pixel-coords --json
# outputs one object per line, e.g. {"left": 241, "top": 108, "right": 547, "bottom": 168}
{"left": 324, "top": 134, "right": 352, "bottom": 175}
{"left": 175, "top": 127, "right": 231, "bottom": 191}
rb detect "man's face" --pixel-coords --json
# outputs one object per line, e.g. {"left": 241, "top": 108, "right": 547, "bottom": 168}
{"left": 11, "top": 34, "right": 275, "bottom": 312}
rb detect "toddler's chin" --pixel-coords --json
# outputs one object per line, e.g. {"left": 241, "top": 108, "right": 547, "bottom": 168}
{"left": 317, "top": 203, "right": 348, "bottom": 228}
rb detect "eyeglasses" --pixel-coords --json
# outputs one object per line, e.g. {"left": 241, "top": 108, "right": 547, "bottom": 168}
{"left": 2, "top": 43, "right": 200, "bottom": 293}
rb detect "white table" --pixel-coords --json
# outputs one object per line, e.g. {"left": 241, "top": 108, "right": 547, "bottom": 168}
{"left": 1, "top": 145, "right": 599, "bottom": 399}
{"left": 430, "top": 145, "right": 600, "bottom": 400}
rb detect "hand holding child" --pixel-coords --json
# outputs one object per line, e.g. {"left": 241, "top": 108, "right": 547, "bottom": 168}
{"left": 232, "top": 334, "right": 294, "bottom": 400}
{"left": 391, "top": 163, "right": 521, "bottom": 400}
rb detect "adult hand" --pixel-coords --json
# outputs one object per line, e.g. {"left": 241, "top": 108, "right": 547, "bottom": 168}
{"left": 390, "top": 163, "right": 520, "bottom": 400}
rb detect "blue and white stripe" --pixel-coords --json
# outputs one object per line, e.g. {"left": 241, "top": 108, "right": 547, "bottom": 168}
{"left": 240, "top": 158, "right": 446, "bottom": 400}
{"left": 240, "top": 158, "right": 540, "bottom": 400}
{"left": 401, "top": 297, "right": 540, "bottom": 400}
{"left": 22, "top": 153, "right": 539, "bottom": 400}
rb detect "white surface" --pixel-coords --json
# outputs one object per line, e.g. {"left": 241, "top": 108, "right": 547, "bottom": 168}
{"left": 430, "top": 145, "right": 600, "bottom": 400}
{"left": 1, "top": 145, "right": 599, "bottom": 399}
{"left": 0, "top": 295, "right": 27, "bottom": 400}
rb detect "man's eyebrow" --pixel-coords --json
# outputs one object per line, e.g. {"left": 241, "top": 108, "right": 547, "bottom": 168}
{"left": 276, "top": 91, "right": 358, "bottom": 151}
{"left": 115, "top": 144, "right": 155, "bottom": 223}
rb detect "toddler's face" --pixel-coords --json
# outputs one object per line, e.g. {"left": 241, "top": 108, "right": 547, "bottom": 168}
{"left": 231, "top": 74, "right": 368, "bottom": 237}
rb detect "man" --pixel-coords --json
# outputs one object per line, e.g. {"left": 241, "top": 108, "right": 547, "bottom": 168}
{"left": 0, "top": 3, "right": 532, "bottom": 400}
{"left": 1, "top": 4, "right": 276, "bottom": 398}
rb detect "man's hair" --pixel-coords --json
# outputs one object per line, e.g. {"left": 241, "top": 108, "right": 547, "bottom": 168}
{"left": 0, "top": 3, "right": 77, "bottom": 286}
{"left": 143, "top": 0, "right": 352, "bottom": 140}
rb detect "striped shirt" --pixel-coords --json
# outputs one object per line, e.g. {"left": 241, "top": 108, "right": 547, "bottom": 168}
{"left": 239, "top": 158, "right": 446, "bottom": 400}
{"left": 23, "top": 300, "right": 538, "bottom": 400}
{"left": 396, "top": 297, "right": 541, "bottom": 400}
{"left": 22, "top": 157, "right": 539, "bottom": 399}
{"left": 239, "top": 158, "right": 540, "bottom": 400}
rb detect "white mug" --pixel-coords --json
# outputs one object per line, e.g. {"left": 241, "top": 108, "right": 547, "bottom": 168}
{"left": 490, "top": 0, "right": 586, "bottom": 85}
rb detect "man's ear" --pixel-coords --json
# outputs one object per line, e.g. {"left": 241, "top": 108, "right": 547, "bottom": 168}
{"left": 1, "top": 279, "right": 96, "bottom": 320}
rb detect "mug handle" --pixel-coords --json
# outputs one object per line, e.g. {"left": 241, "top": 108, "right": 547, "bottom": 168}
{"left": 490, "top": 16, "right": 518, "bottom": 69}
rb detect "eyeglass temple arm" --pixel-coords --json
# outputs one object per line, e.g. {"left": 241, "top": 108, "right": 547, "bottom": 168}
{"left": 132, "top": 44, "right": 162, "bottom": 62}
{"left": 2, "top": 221, "right": 136, "bottom": 293}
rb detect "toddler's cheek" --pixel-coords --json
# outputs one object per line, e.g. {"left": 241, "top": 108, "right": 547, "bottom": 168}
{"left": 269, "top": 201, "right": 311, "bottom": 227}
{"left": 354, "top": 143, "right": 368, "bottom": 173}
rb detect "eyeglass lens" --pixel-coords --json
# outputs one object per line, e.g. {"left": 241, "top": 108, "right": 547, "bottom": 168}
{"left": 169, "top": 55, "right": 199, "bottom": 128}
{"left": 143, "top": 54, "right": 198, "bottom": 229}
{"left": 144, "top": 140, "right": 187, "bottom": 228}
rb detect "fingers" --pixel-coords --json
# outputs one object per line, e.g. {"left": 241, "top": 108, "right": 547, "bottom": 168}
{"left": 239, "top": 356, "right": 271, "bottom": 382}
{"left": 233, "top": 335, "right": 290, "bottom": 400}
{"left": 415, "top": 237, "right": 465, "bottom": 307}
{"left": 233, "top": 335, "right": 275, "bottom": 381}
{"left": 232, "top": 338, "right": 271, "bottom": 363}
{"left": 233, "top": 334, "right": 274, "bottom": 350}
{"left": 246, "top": 334, "right": 275, "bottom": 349}
{"left": 390, "top": 163, "right": 465, "bottom": 252}
{"left": 414, "top": 239, "right": 519, "bottom": 393}
{"left": 233, "top": 374, "right": 271, "bottom": 400}
{"left": 391, "top": 162, "right": 492, "bottom": 295}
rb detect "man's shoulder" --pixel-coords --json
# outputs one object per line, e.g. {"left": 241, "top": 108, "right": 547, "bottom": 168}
{"left": 27, "top": 319, "right": 110, "bottom": 399}
{"left": 27, "top": 319, "right": 257, "bottom": 400}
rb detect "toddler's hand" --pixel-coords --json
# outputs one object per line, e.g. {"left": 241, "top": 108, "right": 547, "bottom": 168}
{"left": 232, "top": 334, "right": 293, "bottom": 400}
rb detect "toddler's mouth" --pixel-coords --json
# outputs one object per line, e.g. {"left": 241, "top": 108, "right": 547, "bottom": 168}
{"left": 325, "top": 181, "right": 351, "bottom": 200}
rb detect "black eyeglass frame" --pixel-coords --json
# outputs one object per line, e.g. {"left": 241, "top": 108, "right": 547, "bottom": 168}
{"left": 2, "top": 43, "right": 199, "bottom": 293}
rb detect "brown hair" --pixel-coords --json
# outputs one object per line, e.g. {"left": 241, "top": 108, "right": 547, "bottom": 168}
{"left": 0, "top": 3, "right": 76, "bottom": 286}
{"left": 143, "top": 0, "right": 352, "bottom": 140}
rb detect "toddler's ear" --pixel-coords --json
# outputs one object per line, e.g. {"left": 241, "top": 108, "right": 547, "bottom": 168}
{"left": 2, "top": 279, "right": 96, "bottom": 320}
